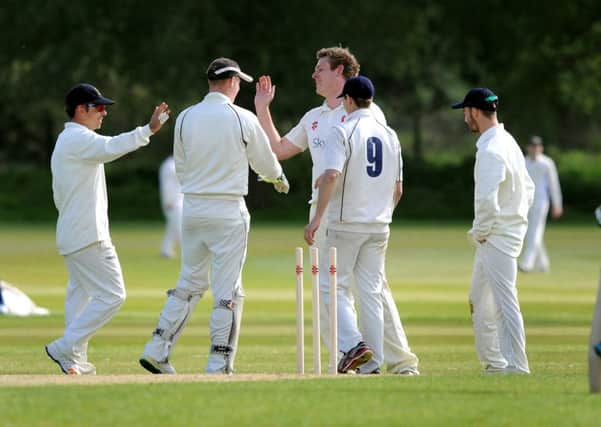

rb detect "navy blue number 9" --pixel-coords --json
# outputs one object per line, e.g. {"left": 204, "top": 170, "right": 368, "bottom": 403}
{"left": 366, "top": 137, "right": 382, "bottom": 177}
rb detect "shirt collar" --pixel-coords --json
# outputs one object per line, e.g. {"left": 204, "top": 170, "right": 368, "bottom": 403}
{"left": 347, "top": 108, "right": 373, "bottom": 120}
{"left": 476, "top": 123, "right": 504, "bottom": 148}
{"left": 318, "top": 100, "right": 343, "bottom": 115}
{"left": 204, "top": 91, "right": 232, "bottom": 103}
{"left": 64, "top": 121, "right": 90, "bottom": 131}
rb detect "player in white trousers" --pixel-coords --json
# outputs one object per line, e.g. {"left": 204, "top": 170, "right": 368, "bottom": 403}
{"left": 305, "top": 76, "right": 410, "bottom": 374}
{"left": 255, "top": 47, "right": 419, "bottom": 374}
{"left": 47, "top": 83, "right": 169, "bottom": 375}
{"left": 519, "top": 136, "right": 562, "bottom": 273}
{"left": 140, "top": 58, "right": 288, "bottom": 375}
{"left": 453, "top": 88, "right": 534, "bottom": 374}
{"left": 159, "top": 155, "right": 183, "bottom": 259}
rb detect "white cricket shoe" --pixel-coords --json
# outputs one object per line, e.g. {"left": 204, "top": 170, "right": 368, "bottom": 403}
{"left": 139, "top": 355, "right": 176, "bottom": 374}
{"left": 45, "top": 342, "right": 80, "bottom": 375}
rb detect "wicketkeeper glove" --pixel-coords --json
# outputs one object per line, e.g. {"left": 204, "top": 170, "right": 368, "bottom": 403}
{"left": 258, "top": 173, "right": 290, "bottom": 194}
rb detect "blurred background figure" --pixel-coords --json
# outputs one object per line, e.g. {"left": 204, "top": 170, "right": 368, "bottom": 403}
{"left": 159, "top": 155, "right": 183, "bottom": 259}
{"left": 519, "top": 136, "right": 563, "bottom": 273}
{"left": 589, "top": 205, "right": 601, "bottom": 393}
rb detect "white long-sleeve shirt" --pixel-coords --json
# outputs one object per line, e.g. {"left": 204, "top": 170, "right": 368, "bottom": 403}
{"left": 470, "top": 124, "right": 535, "bottom": 257}
{"left": 285, "top": 101, "right": 386, "bottom": 204}
{"left": 173, "top": 92, "right": 282, "bottom": 197}
{"left": 323, "top": 108, "right": 402, "bottom": 234}
{"left": 51, "top": 122, "right": 153, "bottom": 255}
{"left": 525, "top": 153, "right": 562, "bottom": 209}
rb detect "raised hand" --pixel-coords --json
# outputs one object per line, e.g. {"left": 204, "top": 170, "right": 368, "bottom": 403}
{"left": 254, "top": 75, "right": 276, "bottom": 111}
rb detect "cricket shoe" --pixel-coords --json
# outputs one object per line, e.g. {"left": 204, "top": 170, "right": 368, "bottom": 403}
{"left": 78, "top": 361, "right": 97, "bottom": 375}
{"left": 395, "top": 368, "right": 420, "bottom": 376}
{"left": 594, "top": 342, "right": 601, "bottom": 358}
{"left": 337, "top": 341, "right": 373, "bottom": 374}
{"left": 355, "top": 360, "right": 380, "bottom": 375}
{"left": 45, "top": 342, "right": 80, "bottom": 375}
{"left": 139, "top": 355, "right": 176, "bottom": 374}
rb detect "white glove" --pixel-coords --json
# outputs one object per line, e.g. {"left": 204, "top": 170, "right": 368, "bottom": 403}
{"left": 595, "top": 205, "right": 601, "bottom": 227}
{"left": 258, "top": 174, "right": 290, "bottom": 194}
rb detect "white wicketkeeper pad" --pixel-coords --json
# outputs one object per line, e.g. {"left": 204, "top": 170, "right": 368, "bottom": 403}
{"left": 0, "top": 280, "right": 50, "bottom": 316}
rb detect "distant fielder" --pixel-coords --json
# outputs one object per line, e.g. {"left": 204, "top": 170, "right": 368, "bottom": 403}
{"left": 589, "top": 205, "right": 601, "bottom": 392}
{"left": 453, "top": 87, "right": 534, "bottom": 374}
{"left": 305, "top": 76, "right": 411, "bottom": 374}
{"left": 159, "top": 155, "right": 183, "bottom": 259}
{"left": 47, "top": 83, "right": 169, "bottom": 375}
{"left": 519, "top": 136, "right": 563, "bottom": 273}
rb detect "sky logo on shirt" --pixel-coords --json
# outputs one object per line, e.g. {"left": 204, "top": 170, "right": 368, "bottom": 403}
{"left": 312, "top": 137, "right": 325, "bottom": 149}
{"left": 341, "top": 115, "right": 346, "bottom": 122}
{"left": 311, "top": 121, "right": 318, "bottom": 131}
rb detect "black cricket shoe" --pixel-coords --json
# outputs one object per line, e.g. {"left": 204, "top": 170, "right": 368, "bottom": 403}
{"left": 337, "top": 341, "right": 373, "bottom": 373}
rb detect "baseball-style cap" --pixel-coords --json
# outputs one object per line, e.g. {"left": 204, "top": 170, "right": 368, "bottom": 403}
{"left": 451, "top": 87, "right": 498, "bottom": 112}
{"left": 207, "top": 57, "right": 253, "bottom": 82}
{"left": 529, "top": 135, "right": 543, "bottom": 145}
{"left": 65, "top": 83, "right": 115, "bottom": 109}
{"left": 337, "top": 75, "right": 375, "bottom": 99}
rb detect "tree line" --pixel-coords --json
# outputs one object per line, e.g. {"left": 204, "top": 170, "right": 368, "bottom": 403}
{"left": 1, "top": 0, "right": 600, "bottom": 219}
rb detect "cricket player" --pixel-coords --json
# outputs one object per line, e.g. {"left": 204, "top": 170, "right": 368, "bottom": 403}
{"left": 255, "top": 47, "right": 419, "bottom": 375}
{"left": 519, "top": 136, "right": 563, "bottom": 273}
{"left": 47, "top": 83, "right": 170, "bottom": 375}
{"left": 140, "top": 58, "right": 289, "bottom": 375}
{"left": 305, "top": 76, "right": 407, "bottom": 374}
{"left": 452, "top": 87, "right": 534, "bottom": 374}
{"left": 589, "top": 205, "right": 601, "bottom": 392}
{"left": 159, "top": 155, "right": 183, "bottom": 259}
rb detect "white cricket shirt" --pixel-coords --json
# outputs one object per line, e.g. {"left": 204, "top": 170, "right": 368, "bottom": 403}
{"left": 173, "top": 92, "right": 282, "bottom": 199}
{"left": 525, "top": 154, "right": 562, "bottom": 209}
{"left": 323, "top": 108, "right": 402, "bottom": 234}
{"left": 471, "top": 124, "right": 535, "bottom": 257}
{"left": 285, "top": 101, "right": 386, "bottom": 204}
{"left": 51, "top": 122, "right": 153, "bottom": 255}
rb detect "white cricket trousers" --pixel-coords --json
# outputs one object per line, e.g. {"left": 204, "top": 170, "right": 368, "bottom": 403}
{"left": 161, "top": 204, "right": 182, "bottom": 258}
{"left": 55, "top": 241, "right": 125, "bottom": 363}
{"left": 326, "top": 229, "right": 391, "bottom": 367}
{"left": 311, "top": 204, "right": 418, "bottom": 372}
{"left": 145, "top": 197, "right": 248, "bottom": 373}
{"left": 520, "top": 201, "right": 550, "bottom": 272}
{"left": 470, "top": 242, "right": 530, "bottom": 373}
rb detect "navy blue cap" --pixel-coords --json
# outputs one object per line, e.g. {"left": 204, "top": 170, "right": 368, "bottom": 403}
{"left": 337, "top": 76, "right": 375, "bottom": 99}
{"left": 65, "top": 83, "right": 115, "bottom": 109}
{"left": 451, "top": 87, "right": 498, "bottom": 112}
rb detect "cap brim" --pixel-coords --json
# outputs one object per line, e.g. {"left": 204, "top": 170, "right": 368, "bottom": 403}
{"left": 95, "top": 96, "right": 115, "bottom": 105}
{"left": 237, "top": 71, "right": 253, "bottom": 83}
{"left": 451, "top": 102, "right": 464, "bottom": 109}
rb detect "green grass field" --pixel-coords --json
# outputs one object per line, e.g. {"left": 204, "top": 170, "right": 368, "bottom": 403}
{"left": 0, "top": 222, "right": 600, "bottom": 426}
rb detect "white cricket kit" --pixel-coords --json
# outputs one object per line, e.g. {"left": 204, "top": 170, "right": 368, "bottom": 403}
{"left": 469, "top": 124, "right": 534, "bottom": 373}
{"left": 289, "top": 102, "right": 418, "bottom": 372}
{"left": 143, "top": 91, "right": 282, "bottom": 374}
{"left": 50, "top": 121, "right": 153, "bottom": 366}
{"left": 323, "top": 108, "right": 415, "bottom": 369}
{"left": 159, "top": 156, "right": 183, "bottom": 258}
{"left": 520, "top": 154, "right": 562, "bottom": 272}
{"left": 286, "top": 101, "right": 386, "bottom": 203}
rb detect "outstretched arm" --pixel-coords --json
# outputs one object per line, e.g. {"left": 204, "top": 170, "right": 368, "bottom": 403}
{"left": 254, "top": 75, "right": 303, "bottom": 160}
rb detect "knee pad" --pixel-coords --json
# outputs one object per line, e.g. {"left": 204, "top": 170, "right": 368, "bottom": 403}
{"left": 209, "top": 296, "right": 244, "bottom": 373}
{"left": 153, "top": 288, "right": 202, "bottom": 343}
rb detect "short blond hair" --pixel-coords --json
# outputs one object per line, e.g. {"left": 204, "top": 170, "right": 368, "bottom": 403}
{"left": 316, "top": 47, "right": 360, "bottom": 80}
